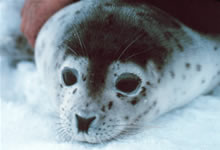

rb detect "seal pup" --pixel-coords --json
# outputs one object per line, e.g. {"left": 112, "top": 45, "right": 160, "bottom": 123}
{"left": 35, "top": 0, "right": 220, "bottom": 143}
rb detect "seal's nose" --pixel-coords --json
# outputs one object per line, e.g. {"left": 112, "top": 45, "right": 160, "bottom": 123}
{"left": 75, "top": 114, "right": 96, "bottom": 133}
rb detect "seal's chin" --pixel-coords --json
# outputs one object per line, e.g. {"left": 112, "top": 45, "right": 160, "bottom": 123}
{"left": 57, "top": 124, "right": 128, "bottom": 144}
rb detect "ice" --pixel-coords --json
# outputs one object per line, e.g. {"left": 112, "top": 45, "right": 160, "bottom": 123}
{"left": 0, "top": 0, "right": 220, "bottom": 150}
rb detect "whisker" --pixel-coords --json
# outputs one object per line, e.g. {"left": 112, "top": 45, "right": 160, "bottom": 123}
{"left": 65, "top": 44, "right": 78, "bottom": 56}
{"left": 72, "top": 26, "right": 88, "bottom": 57}
{"left": 117, "top": 32, "right": 145, "bottom": 60}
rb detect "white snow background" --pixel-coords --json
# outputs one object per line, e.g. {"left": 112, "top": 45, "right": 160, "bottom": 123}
{"left": 0, "top": 0, "right": 220, "bottom": 150}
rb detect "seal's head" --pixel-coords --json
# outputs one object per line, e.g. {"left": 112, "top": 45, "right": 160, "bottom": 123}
{"left": 35, "top": 0, "right": 187, "bottom": 143}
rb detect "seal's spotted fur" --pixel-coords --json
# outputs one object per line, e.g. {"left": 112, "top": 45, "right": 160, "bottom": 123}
{"left": 34, "top": 0, "right": 220, "bottom": 143}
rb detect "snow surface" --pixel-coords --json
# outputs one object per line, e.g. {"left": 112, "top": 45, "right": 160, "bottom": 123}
{"left": 0, "top": 0, "right": 220, "bottom": 150}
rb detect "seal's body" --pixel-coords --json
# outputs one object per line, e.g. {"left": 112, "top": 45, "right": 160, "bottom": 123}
{"left": 34, "top": 0, "right": 220, "bottom": 143}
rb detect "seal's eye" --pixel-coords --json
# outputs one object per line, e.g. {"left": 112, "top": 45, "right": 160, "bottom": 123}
{"left": 62, "top": 67, "right": 78, "bottom": 86}
{"left": 116, "top": 73, "right": 141, "bottom": 94}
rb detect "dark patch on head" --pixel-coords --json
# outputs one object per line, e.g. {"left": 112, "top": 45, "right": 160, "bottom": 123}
{"left": 82, "top": 74, "right": 87, "bottom": 81}
{"left": 60, "top": 84, "right": 63, "bottom": 88}
{"left": 108, "top": 101, "right": 113, "bottom": 110}
{"left": 105, "top": 14, "right": 114, "bottom": 26}
{"left": 171, "top": 20, "right": 181, "bottom": 29}
{"left": 101, "top": 106, "right": 105, "bottom": 112}
{"left": 217, "top": 71, "right": 220, "bottom": 75}
{"left": 163, "top": 31, "right": 173, "bottom": 40}
{"left": 114, "top": 73, "right": 118, "bottom": 77}
{"left": 131, "top": 97, "right": 140, "bottom": 105}
{"left": 169, "top": 71, "right": 175, "bottom": 79}
{"left": 196, "top": 64, "right": 201, "bottom": 72}
{"left": 201, "top": 80, "right": 206, "bottom": 84}
{"left": 104, "top": 2, "right": 113, "bottom": 7}
{"left": 140, "top": 87, "right": 146, "bottom": 96}
{"left": 131, "top": 2, "right": 181, "bottom": 29}
{"left": 138, "top": 19, "right": 144, "bottom": 26}
{"left": 185, "top": 63, "right": 191, "bottom": 69}
{"left": 61, "top": 8, "right": 174, "bottom": 96}
{"left": 72, "top": 88, "right": 77, "bottom": 94}
{"left": 136, "top": 12, "right": 145, "bottom": 17}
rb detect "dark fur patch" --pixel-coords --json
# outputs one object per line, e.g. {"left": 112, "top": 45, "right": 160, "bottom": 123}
{"left": 124, "top": 116, "right": 129, "bottom": 120}
{"left": 163, "top": 31, "right": 173, "bottom": 40}
{"left": 185, "top": 63, "right": 191, "bottom": 69}
{"left": 146, "top": 81, "right": 151, "bottom": 86}
{"left": 214, "top": 46, "right": 218, "bottom": 51}
{"left": 136, "top": 12, "right": 145, "bottom": 17}
{"left": 140, "top": 87, "right": 147, "bottom": 96}
{"left": 108, "top": 101, "right": 113, "bottom": 110}
{"left": 104, "top": 2, "right": 113, "bottom": 7}
{"left": 131, "top": 97, "right": 139, "bottom": 105}
{"left": 101, "top": 106, "right": 106, "bottom": 112}
{"left": 72, "top": 89, "right": 77, "bottom": 94}
{"left": 86, "top": 103, "right": 89, "bottom": 107}
{"left": 61, "top": 10, "right": 170, "bottom": 96}
{"left": 82, "top": 74, "right": 87, "bottom": 81}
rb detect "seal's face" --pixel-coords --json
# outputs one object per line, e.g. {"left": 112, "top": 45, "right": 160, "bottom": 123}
{"left": 57, "top": 55, "right": 159, "bottom": 143}
{"left": 35, "top": 0, "right": 187, "bottom": 143}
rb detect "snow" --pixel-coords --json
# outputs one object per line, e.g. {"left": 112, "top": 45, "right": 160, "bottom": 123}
{"left": 0, "top": 0, "right": 220, "bottom": 150}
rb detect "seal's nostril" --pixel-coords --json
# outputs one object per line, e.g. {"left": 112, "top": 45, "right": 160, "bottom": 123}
{"left": 75, "top": 114, "right": 96, "bottom": 133}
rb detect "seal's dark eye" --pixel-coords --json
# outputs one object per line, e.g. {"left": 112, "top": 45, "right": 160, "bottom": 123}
{"left": 116, "top": 73, "right": 141, "bottom": 93}
{"left": 62, "top": 67, "right": 78, "bottom": 86}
